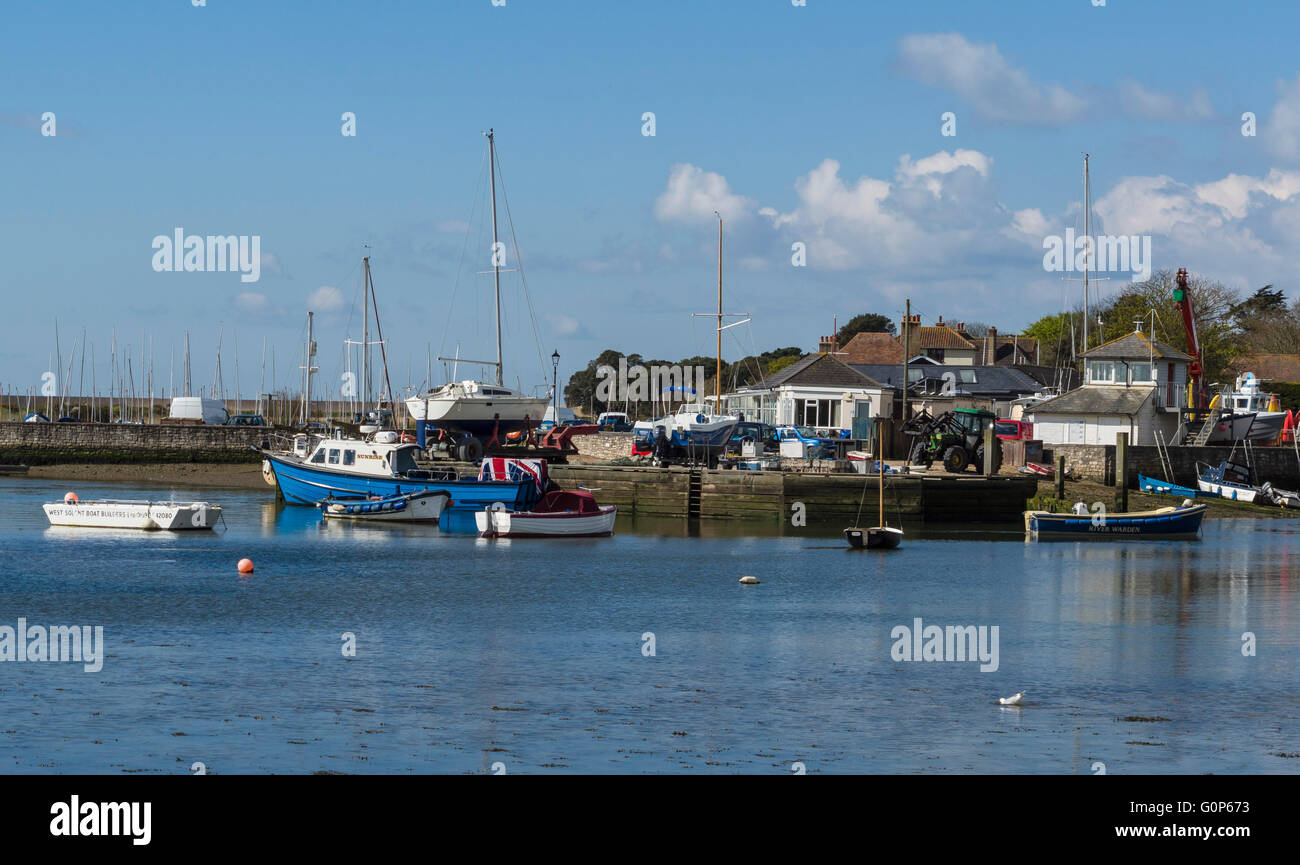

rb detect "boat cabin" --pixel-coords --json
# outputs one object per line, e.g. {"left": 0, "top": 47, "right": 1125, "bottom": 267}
{"left": 304, "top": 437, "right": 422, "bottom": 477}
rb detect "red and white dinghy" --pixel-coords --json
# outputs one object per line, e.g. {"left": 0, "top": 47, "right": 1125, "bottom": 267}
{"left": 475, "top": 489, "right": 617, "bottom": 538}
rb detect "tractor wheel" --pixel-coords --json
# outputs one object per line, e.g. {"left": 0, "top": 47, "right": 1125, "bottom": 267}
{"left": 908, "top": 441, "right": 932, "bottom": 467}
{"left": 463, "top": 437, "right": 485, "bottom": 463}
{"left": 942, "top": 445, "right": 970, "bottom": 473}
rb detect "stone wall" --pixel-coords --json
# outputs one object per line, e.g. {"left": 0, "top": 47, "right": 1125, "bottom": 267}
{"left": 1048, "top": 442, "right": 1300, "bottom": 488}
{"left": 571, "top": 432, "right": 634, "bottom": 461}
{"left": 0, "top": 421, "right": 268, "bottom": 465}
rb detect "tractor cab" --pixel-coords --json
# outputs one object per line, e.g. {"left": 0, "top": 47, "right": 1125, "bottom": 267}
{"left": 903, "top": 407, "right": 1001, "bottom": 474}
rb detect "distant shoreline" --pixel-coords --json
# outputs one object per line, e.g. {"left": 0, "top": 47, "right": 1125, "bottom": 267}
{"left": 19, "top": 462, "right": 270, "bottom": 491}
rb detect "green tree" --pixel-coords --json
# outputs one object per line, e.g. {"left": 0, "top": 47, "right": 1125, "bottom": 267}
{"left": 835, "top": 312, "right": 895, "bottom": 345}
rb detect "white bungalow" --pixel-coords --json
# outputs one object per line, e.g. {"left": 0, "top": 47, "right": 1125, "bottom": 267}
{"left": 1027, "top": 330, "right": 1192, "bottom": 446}
{"left": 721, "top": 353, "right": 894, "bottom": 437}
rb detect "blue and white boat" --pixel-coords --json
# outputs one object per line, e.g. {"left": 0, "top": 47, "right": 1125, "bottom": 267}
{"left": 1137, "top": 474, "right": 1199, "bottom": 498}
{"left": 1024, "top": 502, "right": 1207, "bottom": 540}
{"left": 257, "top": 432, "right": 544, "bottom": 512}
{"left": 1196, "top": 460, "right": 1260, "bottom": 503}
{"left": 632, "top": 403, "right": 738, "bottom": 467}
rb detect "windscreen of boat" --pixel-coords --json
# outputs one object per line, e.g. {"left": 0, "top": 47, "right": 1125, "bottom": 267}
{"left": 391, "top": 446, "right": 420, "bottom": 474}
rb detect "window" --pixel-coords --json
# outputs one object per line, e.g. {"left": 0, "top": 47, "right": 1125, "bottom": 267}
{"left": 1129, "top": 362, "right": 1153, "bottom": 383}
{"left": 1088, "top": 361, "right": 1116, "bottom": 383}
{"left": 328, "top": 448, "right": 341, "bottom": 465}
{"left": 311, "top": 449, "right": 326, "bottom": 464}
{"left": 343, "top": 450, "right": 356, "bottom": 466}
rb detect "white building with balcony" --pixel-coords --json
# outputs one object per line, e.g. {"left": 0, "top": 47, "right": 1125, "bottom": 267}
{"left": 1026, "top": 331, "right": 1192, "bottom": 446}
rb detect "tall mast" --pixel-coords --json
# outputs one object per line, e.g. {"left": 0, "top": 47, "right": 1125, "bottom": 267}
{"left": 487, "top": 129, "right": 504, "bottom": 386}
{"left": 362, "top": 256, "right": 371, "bottom": 407}
{"left": 1083, "top": 153, "right": 1090, "bottom": 355}
{"left": 715, "top": 212, "right": 723, "bottom": 411}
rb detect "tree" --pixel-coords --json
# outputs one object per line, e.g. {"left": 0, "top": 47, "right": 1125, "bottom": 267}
{"left": 835, "top": 313, "right": 895, "bottom": 345}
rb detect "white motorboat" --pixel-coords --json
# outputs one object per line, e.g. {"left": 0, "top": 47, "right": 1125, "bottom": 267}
{"left": 1196, "top": 460, "right": 1260, "bottom": 502}
{"left": 43, "top": 495, "right": 222, "bottom": 530}
{"left": 1205, "top": 373, "right": 1286, "bottom": 442}
{"left": 632, "top": 404, "right": 739, "bottom": 467}
{"left": 475, "top": 489, "right": 616, "bottom": 538}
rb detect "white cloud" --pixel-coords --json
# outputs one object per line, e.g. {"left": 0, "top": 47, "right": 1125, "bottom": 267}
{"left": 653, "top": 163, "right": 755, "bottom": 223}
{"left": 235, "top": 291, "right": 268, "bottom": 311}
{"left": 896, "top": 32, "right": 1086, "bottom": 125}
{"left": 309, "top": 285, "right": 345, "bottom": 312}
{"left": 1118, "top": 80, "right": 1214, "bottom": 122}
{"left": 1265, "top": 73, "right": 1300, "bottom": 162}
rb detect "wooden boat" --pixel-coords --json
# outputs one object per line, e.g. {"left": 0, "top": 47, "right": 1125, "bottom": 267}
{"left": 319, "top": 489, "right": 451, "bottom": 522}
{"left": 1024, "top": 502, "right": 1207, "bottom": 540}
{"left": 475, "top": 489, "right": 616, "bottom": 538}
{"left": 1197, "top": 460, "right": 1260, "bottom": 503}
{"left": 1137, "top": 473, "right": 1199, "bottom": 498}
{"left": 43, "top": 495, "right": 222, "bottom": 530}
{"left": 844, "top": 448, "right": 903, "bottom": 549}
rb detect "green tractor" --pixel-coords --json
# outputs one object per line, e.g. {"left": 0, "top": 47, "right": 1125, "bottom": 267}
{"left": 903, "top": 407, "right": 1002, "bottom": 474}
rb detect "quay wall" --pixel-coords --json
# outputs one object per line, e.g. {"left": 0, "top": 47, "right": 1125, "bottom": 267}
{"left": 0, "top": 421, "right": 266, "bottom": 465}
{"left": 550, "top": 465, "right": 1036, "bottom": 523}
{"left": 571, "top": 432, "right": 634, "bottom": 461}
{"left": 1048, "top": 443, "right": 1300, "bottom": 488}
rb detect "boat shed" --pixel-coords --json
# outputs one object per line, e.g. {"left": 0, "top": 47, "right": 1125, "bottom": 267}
{"left": 1026, "top": 331, "right": 1192, "bottom": 446}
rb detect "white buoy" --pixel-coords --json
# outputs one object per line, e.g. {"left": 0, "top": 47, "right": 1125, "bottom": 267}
{"left": 738, "top": 576, "right": 760, "bottom": 585}
{"left": 997, "top": 691, "right": 1025, "bottom": 706}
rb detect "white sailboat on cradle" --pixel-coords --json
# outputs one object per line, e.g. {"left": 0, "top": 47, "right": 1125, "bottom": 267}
{"left": 405, "top": 129, "right": 549, "bottom": 461}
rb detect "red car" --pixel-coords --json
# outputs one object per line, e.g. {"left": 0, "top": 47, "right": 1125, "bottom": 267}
{"left": 995, "top": 419, "right": 1033, "bottom": 441}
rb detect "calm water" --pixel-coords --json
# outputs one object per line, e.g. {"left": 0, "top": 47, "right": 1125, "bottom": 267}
{"left": 0, "top": 476, "right": 1297, "bottom": 774}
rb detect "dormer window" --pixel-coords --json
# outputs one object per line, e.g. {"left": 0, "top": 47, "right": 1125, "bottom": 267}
{"left": 1088, "top": 361, "right": 1117, "bottom": 383}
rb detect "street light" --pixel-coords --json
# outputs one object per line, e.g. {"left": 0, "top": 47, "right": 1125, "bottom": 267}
{"left": 551, "top": 350, "right": 560, "bottom": 420}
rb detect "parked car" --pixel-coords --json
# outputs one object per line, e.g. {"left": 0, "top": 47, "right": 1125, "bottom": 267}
{"left": 726, "top": 421, "right": 777, "bottom": 456}
{"left": 226, "top": 414, "right": 268, "bottom": 427}
{"left": 775, "top": 425, "right": 840, "bottom": 457}
{"left": 539, "top": 405, "right": 580, "bottom": 432}
{"left": 597, "top": 411, "right": 633, "bottom": 432}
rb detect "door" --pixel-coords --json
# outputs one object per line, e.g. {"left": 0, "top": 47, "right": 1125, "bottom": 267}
{"left": 851, "top": 399, "right": 874, "bottom": 439}
{"left": 1068, "top": 418, "right": 1085, "bottom": 444}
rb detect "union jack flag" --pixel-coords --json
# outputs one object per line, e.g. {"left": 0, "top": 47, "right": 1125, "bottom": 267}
{"left": 478, "top": 458, "right": 548, "bottom": 494}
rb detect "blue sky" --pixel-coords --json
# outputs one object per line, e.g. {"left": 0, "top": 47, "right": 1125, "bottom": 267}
{"left": 3, "top": 0, "right": 1299, "bottom": 401}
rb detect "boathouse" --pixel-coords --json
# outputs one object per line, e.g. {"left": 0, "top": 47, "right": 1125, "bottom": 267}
{"left": 721, "top": 353, "right": 893, "bottom": 435}
{"left": 1026, "top": 330, "right": 1191, "bottom": 446}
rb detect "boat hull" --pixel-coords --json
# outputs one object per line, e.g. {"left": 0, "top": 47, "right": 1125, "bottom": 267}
{"left": 42, "top": 501, "right": 221, "bottom": 530}
{"left": 262, "top": 451, "right": 539, "bottom": 510}
{"left": 320, "top": 490, "right": 450, "bottom": 523}
{"left": 475, "top": 505, "right": 617, "bottom": 538}
{"left": 405, "top": 394, "right": 548, "bottom": 436}
{"left": 844, "top": 526, "right": 903, "bottom": 549}
{"left": 1137, "top": 474, "right": 1199, "bottom": 498}
{"left": 1025, "top": 504, "right": 1207, "bottom": 540}
{"left": 1197, "top": 478, "right": 1259, "bottom": 502}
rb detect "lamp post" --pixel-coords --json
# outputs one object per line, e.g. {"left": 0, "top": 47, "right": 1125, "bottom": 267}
{"left": 551, "top": 350, "right": 560, "bottom": 421}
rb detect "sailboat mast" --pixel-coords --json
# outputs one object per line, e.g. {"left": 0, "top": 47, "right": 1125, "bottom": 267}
{"left": 716, "top": 214, "right": 723, "bottom": 412}
{"left": 487, "top": 129, "right": 504, "bottom": 387}
{"left": 1083, "top": 153, "right": 1090, "bottom": 354}
{"left": 362, "top": 256, "right": 371, "bottom": 408}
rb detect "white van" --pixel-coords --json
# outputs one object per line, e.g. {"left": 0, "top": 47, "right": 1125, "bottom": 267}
{"left": 541, "top": 405, "right": 579, "bottom": 430}
{"left": 168, "top": 397, "right": 229, "bottom": 425}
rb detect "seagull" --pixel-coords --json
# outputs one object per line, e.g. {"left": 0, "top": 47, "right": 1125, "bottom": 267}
{"left": 998, "top": 691, "right": 1025, "bottom": 706}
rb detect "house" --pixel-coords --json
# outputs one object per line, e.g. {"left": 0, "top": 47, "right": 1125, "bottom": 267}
{"left": 853, "top": 361, "right": 1046, "bottom": 416}
{"left": 722, "top": 352, "right": 894, "bottom": 435}
{"left": 836, "top": 317, "right": 1038, "bottom": 367}
{"left": 1026, "top": 330, "right": 1192, "bottom": 446}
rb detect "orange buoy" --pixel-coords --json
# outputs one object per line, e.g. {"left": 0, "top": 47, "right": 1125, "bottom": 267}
{"left": 64, "top": 491, "right": 79, "bottom": 504}
{"left": 237, "top": 558, "right": 254, "bottom": 574}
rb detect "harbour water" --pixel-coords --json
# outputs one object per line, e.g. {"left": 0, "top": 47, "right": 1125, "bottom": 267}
{"left": 1, "top": 476, "right": 1297, "bottom": 774}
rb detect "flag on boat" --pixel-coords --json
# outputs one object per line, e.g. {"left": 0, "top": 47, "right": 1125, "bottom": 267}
{"left": 478, "top": 458, "right": 549, "bottom": 494}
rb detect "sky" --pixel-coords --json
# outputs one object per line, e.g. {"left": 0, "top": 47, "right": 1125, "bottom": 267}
{"left": 4, "top": 0, "right": 1300, "bottom": 402}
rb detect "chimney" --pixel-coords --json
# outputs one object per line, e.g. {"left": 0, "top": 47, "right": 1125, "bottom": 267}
{"left": 954, "top": 321, "right": 966, "bottom": 334}
{"left": 986, "top": 325, "right": 997, "bottom": 365}
{"left": 818, "top": 334, "right": 838, "bottom": 354}
{"left": 936, "top": 315, "right": 944, "bottom": 327}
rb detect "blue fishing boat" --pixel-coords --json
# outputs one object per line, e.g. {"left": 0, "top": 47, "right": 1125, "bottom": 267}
{"left": 1024, "top": 502, "right": 1207, "bottom": 540}
{"left": 1137, "top": 474, "right": 1199, "bottom": 498}
{"left": 257, "top": 434, "right": 544, "bottom": 512}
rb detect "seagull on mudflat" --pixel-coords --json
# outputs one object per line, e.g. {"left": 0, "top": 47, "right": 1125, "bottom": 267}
{"left": 998, "top": 691, "right": 1025, "bottom": 706}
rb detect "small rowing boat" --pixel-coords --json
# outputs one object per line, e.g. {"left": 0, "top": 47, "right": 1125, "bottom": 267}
{"left": 475, "top": 489, "right": 616, "bottom": 538}
{"left": 1024, "top": 502, "right": 1207, "bottom": 540}
{"left": 43, "top": 494, "right": 222, "bottom": 530}
{"left": 319, "top": 489, "right": 451, "bottom": 523}
{"left": 1137, "top": 473, "right": 1199, "bottom": 498}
